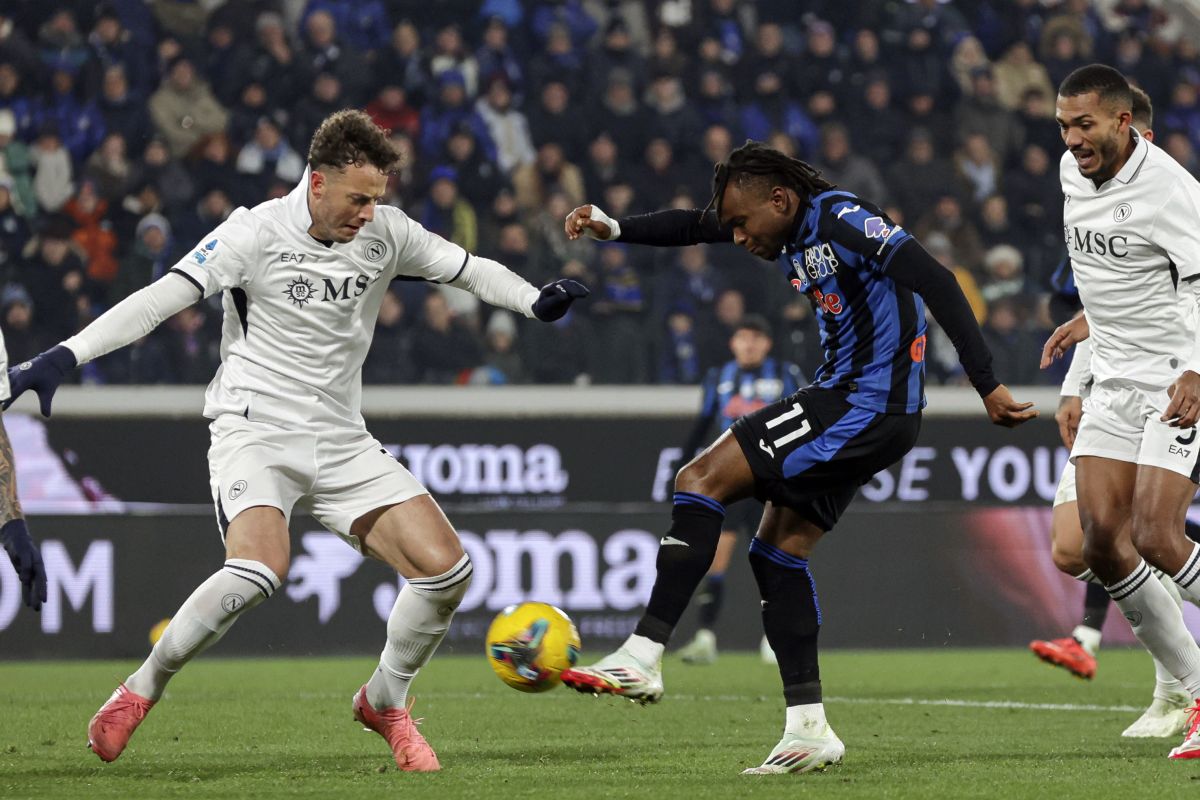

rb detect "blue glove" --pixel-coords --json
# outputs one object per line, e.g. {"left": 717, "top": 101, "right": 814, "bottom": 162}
{"left": 1, "top": 519, "right": 47, "bottom": 611}
{"left": 532, "top": 279, "right": 590, "bottom": 322}
{"left": 3, "top": 345, "right": 76, "bottom": 417}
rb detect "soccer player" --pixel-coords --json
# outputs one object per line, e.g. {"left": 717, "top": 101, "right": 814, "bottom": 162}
{"left": 560, "top": 141, "right": 1035, "bottom": 774}
{"left": 0, "top": 331, "right": 47, "bottom": 615}
{"left": 1029, "top": 86, "right": 1194, "bottom": 738}
{"left": 4, "top": 110, "right": 587, "bottom": 770}
{"left": 1041, "top": 65, "right": 1200, "bottom": 759}
{"left": 673, "top": 314, "right": 804, "bottom": 666}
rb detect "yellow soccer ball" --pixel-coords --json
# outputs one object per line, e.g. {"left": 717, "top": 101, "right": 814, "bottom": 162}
{"left": 486, "top": 602, "right": 581, "bottom": 693}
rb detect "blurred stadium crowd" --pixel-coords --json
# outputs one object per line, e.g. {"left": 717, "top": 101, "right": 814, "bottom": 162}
{"left": 0, "top": 0, "right": 1197, "bottom": 387}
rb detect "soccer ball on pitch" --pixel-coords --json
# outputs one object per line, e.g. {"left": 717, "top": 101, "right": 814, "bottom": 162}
{"left": 486, "top": 602, "right": 581, "bottom": 693}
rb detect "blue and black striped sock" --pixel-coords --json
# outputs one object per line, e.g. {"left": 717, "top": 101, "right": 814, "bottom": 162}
{"left": 633, "top": 492, "right": 726, "bottom": 645}
{"left": 749, "top": 538, "right": 822, "bottom": 706}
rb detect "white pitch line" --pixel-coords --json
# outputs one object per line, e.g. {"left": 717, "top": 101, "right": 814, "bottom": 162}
{"left": 825, "top": 696, "right": 1142, "bottom": 713}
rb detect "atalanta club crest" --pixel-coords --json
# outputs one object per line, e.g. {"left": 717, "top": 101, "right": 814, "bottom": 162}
{"left": 284, "top": 276, "right": 315, "bottom": 307}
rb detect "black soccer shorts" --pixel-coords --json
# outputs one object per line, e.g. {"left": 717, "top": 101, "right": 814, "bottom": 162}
{"left": 731, "top": 386, "right": 921, "bottom": 531}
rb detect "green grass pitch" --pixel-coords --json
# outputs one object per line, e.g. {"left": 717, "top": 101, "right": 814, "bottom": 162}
{"left": 0, "top": 649, "right": 1196, "bottom": 799}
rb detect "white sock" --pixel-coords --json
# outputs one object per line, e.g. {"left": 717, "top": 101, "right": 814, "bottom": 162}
{"left": 1106, "top": 560, "right": 1200, "bottom": 698}
{"left": 1171, "top": 542, "right": 1200, "bottom": 605}
{"left": 1071, "top": 625, "right": 1102, "bottom": 656}
{"left": 365, "top": 554, "right": 473, "bottom": 710}
{"left": 621, "top": 634, "right": 665, "bottom": 667}
{"left": 1153, "top": 569, "right": 1186, "bottom": 699}
{"left": 785, "top": 702, "right": 828, "bottom": 737}
{"left": 126, "top": 559, "right": 281, "bottom": 700}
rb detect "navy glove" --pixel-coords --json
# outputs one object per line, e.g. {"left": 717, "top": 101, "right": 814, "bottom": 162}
{"left": 3, "top": 345, "right": 76, "bottom": 417}
{"left": 532, "top": 279, "right": 590, "bottom": 322}
{"left": 1, "top": 519, "right": 47, "bottom": 612}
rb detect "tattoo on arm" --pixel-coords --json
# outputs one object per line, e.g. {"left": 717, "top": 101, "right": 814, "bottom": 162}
{"left": 0, "top": 415, "right": 24, "bottom": 525}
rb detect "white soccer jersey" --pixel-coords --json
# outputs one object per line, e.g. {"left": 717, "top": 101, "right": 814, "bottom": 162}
{"left": 1060, "top": 130, "right": 1200, "bottom": 388}
{"left": 170, "top": 172, "right": 534, "bottom": 428}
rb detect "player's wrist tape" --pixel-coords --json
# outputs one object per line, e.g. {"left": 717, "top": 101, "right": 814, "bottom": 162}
{"left": 587, "top": 206, "right": 621, "bottom": 241}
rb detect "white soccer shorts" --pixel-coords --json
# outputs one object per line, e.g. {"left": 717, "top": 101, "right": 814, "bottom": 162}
{"left": 208, "top": 415, "right": 428, "bottom": 549}
{"left": 1053, "top": 460, "right": 1077, "bottom": 507}
{"left": 1071, "top": 381, "right": 1200, "bottom": 481}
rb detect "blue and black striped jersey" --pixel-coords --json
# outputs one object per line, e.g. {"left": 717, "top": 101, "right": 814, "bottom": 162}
{"left": 701, "top": 358, "right": 806, "bottom": 432}
{"left": 782, "top": 190, "right": 926, "bottom": 414}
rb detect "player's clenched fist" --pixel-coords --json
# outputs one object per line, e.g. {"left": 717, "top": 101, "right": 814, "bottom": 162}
{"left": 564, "top": 204, "right": 620, "bottom": 241}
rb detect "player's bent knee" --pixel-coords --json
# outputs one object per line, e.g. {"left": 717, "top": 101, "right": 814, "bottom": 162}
{"left": 1050, "top": 543, "right": 1086, "bottom": 576}
{"left": 405, "top": 553, "right": 473, "bottom": 609}
{"left": 675, "top": 456, "right": 720, "bottom": 498}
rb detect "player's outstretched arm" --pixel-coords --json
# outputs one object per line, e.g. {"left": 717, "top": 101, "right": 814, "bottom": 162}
{"left": 885, "top": 238, "right": 1037, "bottom": 427}
{"left": 449, "top": 255, "right": 589, "bottom": 322}
{"left": 3, "top": 274, "right": 200, "bottom": 417}
{"left": 0, "top": 414, "right": 45, "bottom": 611}
{"left": 564, "top": 204, "right": 732, "bottom": 248}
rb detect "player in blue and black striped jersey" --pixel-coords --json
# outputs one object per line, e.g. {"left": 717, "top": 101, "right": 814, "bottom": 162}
{"left": 674, "top": 314, "right": 805, "bottom": 666}
{"left": 559, "top": 141, "right": 1037, "bottom": 774}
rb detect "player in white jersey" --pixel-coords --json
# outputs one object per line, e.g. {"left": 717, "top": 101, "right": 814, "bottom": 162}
{"left": 1042, "top": 65, "right": 1200, "bottom": 759}
{"left": 2, "top": 111, "right": 588, "bottom": 770}
{"left": 0, "top": 328, "right": 47, "bottom": 616}
{"left": 1030, "top": 91, "right": 1193, "bottom": 738}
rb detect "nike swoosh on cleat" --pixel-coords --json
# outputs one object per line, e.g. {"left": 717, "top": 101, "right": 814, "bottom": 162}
{"left": 660, "top": 536, "right": 689, "bottom": 546}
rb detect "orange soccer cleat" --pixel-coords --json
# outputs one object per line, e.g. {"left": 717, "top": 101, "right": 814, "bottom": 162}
{"left": 1029, "top": 636, "right": 1097, "bottom": 680}
{"left": 352, "top": 686, "right": 440, "bottom": 772}
{"left": 87, "top": 683, "right": 156, "bottom": 762}
{"left": 1169, "top": 701, "right": 1200, "bottom": 759}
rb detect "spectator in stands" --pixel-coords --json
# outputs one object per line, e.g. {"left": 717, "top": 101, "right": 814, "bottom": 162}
{"left": 173, "top": 187, "right": 232, "bottom": 252}
{"left": 366, "top": 83, "right": 420, "bottom": 142}
{"left": 300, "top": 10, "right": 370, "bottom": 106}
{"left": 647, "top": 26, "right": 688, "bottom": 84}
{"left": 384, "top": 132, "right": 422, "bottom": 210}
{"left": 148, "top": 56, "right": 229, "bottom": 159}
{"left": 740, "top": 70, "right": 818, "bottom": 157}
{"left": 778, "top": 294, "right": 822, "bottom": 380}
{"left": 429, "top": 23, "right": 479, "bottom": 99}
{"left": 950, "top": 36, "right": 991, "bottom": 97}
{"left": 849, "top": 76, "right": 906, "bottom": 167}
{"left": 817, "top": 121, "right": 888, "bottom": 204}
{"left": 30, "top": 123, "right": 73, "bottom": 214}
{"left": 954, "top": 132, "right": 1001, "bottom": 206}
{"left": 138, "top": 137, "right": 193, "bottom": 217}
{"left": 441, "top": 125, "right": 505, "bottom": 210}
{"left": 659, "top": 306, "right": 702, "bottom": 385}
{"left": 993, "top": 41, "right": 1054, "bottom": 112}
{"left": 1014, "top": 87, "right": 1063, "bottom": 160}
{"left": 97, "top": 65, "right": 153, "bottom": 154}
{"left": 526, "top": 80, "right": 589, "bottom": 161}
{"left": 915, "top": 194, "right": 986, "bottom": 275}
{"left": 161, "top": 305, "right": 220, "bottom": 384}
{"left": 291, "top": 73, "right": 344, "bottom": 154}
{"left": 661, "top": 244, "right": 722, "bottom": 326}
{"left": 693, "top": 69, "right": 740, "bottom": 135}
{"left": 110, "top": 212, "right": 172, "bottom": 305}
{"left": 976, "top": 194, "right": 1029, "bottom": 257}
{"left": 896, "top": 24, "right": 947, "bottom": 104}
{"left": 0, "top": 178, "right": 29, "bottom": 268}
{"left": 955, "top": 67, "right": 1024, "bottom": 166}
{"left": 737, "top": 22, "right": 792, "bottom": 99}
{"left": 633, "top": 138, "right": 685, "bottom": 212}
{"left": 513, "top": 141, "right": 585, "bottom": 212}
{"left": 418, "top": 166, "right": 477, "bottom": 253}
{"left": 0, "top": 62, "right": 38, "bottom": 142}
{"left": 582, "top": 132, "right": 621, "bottom": 199}
{"left": 363, "top": 288, "right": 415, "bottom": 384}
{"left": 1040, "top": 29, "right": 1087, "bottom": 89}
{"left": 1164, "top": 80, "right": 1200, "bottom": 153}
{"left": 199, "top": 18, "right": 248, "bottom": 108}
{"left": 700, "top": 0, "right": 751, "bottom": 66}
{"left": 36, "top": 10, "right": 89, "bottom": 76}
{"left": 17, "top": 215, "right": 89, "bottom": 339}
{"left": 300, "top": 0, "right": 391, "bottom": 54}
{"left": 476, "top": 76, "right": 535, "bottom": 175}
{"left": 527, "top": 22, "right": 588, "bottom": 100}
{"left": 903, "top": 89, "right": 953, "bottom": 153}
{"left": 84, "top": 132, "right": 133, "bottom": 204}
{"left": 1163, "top": 131, "right": 1199, "bottom": 178}
{"left": 40, "top": 66, "right": 106, "bottom": 166}
{"left": 480, "top": 310, "right": 528, "bottom": 384}
{"left": 645, "top": 74, "right": 703, "bottom": 159}
{"left": 530, "top": 0, "right": 598, "bottom": 50}
{"left": 590, "top": 241, "right": 648, "bottom": 384}
{"left": 240, "top": 12, "right": 307, "bottom": 111}
{"left": 83, "top": 6, "right": 150, "bottom": 101}
{"left": 63, "top": 180, "right": 117, "bottom": 284}
{"left": 843, "top": 28, "right": 885, "bottom": 108}
{"left": 236, "top": 117, "right": 305, "bottom": 196}
{"left": 410, "top": 290, "right": 484, "bottom": 384}
{"left": 979, "top": 244, "right": 1027, "bottom": 306}
{"left": 1005, "top": 143, "right": 1061, "bottom": 233}
{"left": 477, "top": 189, "right": 521, "bottom": 257}
{"left": 476, "top": 17, "right": 523, "bottom": 97}
{"left": 1114, "top": 32, "right": 1171, "bottom": 104}
{"left": 522, "top": 278, "right": 594, "bottom": 384}
{"left": 376, "top": 20, "right": 431, "bottom": 106}
{"left": 591, "top": 18, "right": 644, "bottom": 98}
{"left": 886, "top": 128, "right": 959, "bottom": 225}
{"left": 981, "top": 297, "right": 1039, "bottom": 386}
{"left": 590, "top": 72, "right": 647, "bottom": 161}
{"left": 0, "top": 109, "right": 36, "bottom": 217}
{"left": 0, "top": 283, "right": 44, "bottom": 365}
{"left": 419, "top": 70, "right": 495, "bottom": 162}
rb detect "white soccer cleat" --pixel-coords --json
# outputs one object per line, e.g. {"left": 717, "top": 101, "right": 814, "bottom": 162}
{"left": 1123, "top": 691, "right": 1191, "bottom": 738}
{"left": 678, "top": 629, "right": 718, "bottom": 665}
{"left": 742, "top": 725, "right": 846, "bottom": 775}
{"left": 560, "top": 647, "right": 664, "bottom": 704}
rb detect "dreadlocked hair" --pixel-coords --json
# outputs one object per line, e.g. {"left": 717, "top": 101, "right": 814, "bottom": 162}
{"left": 704, "top": 140, "right": 834, "bottom": 219}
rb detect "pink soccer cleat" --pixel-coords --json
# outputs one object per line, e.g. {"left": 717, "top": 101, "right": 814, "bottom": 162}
{"left": 87, "top": 683, "right": 156, "bottom": 762}
{"left": 1169, "top": 701, "right": 1200, "bottom": 760}
{"left": 352, "top": 685, "right": 440, "bottom": 772}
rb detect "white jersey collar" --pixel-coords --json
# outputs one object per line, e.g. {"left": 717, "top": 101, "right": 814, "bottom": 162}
{"left": 286, "top": 167, "right": 318, "bottom": 236}
{"left": 1112, "top": 128, "right": 1148, "bottom": 186}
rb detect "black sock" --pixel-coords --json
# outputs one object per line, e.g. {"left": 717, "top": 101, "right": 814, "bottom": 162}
{"left": 696, "top": 573, "right": 726, "bottom": 629}
{"left": 749, "top": 538, "right": 821, "bottom": 706}
{"left": 1081, "top": 581, "right": 1110, "bottom": 632}
{"left": 633, "top": 492, "right": 725, "bottom": 644}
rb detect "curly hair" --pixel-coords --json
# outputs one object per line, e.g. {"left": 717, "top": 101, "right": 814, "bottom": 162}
{"left": 307, "top": 109, "right": 400, "bottom": 173}
{"left": 705, "top": 140, "right": 834, "bottom": 219}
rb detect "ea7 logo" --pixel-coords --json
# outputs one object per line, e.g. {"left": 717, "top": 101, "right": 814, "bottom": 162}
{"left": 280, "top": 253, "right": 306, "bottom": 263}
